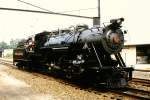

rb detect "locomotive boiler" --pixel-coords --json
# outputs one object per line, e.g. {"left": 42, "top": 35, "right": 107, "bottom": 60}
{"left": 13, "top": 18, "right": 133, "bottom": 88}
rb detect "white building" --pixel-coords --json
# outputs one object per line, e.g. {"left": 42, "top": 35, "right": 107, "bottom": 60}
{"left": 122, "top": 43, "right": 150, "bottom": 70}
{"left": 2, "top": 49, "right": 13, "bottom": 58}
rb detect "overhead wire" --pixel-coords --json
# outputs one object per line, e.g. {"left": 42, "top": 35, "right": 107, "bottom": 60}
{"left": 16, "top": 0, "right": 95, "bottom": 18}
{"left": 0, "top": 7, "right": 93, "bottom": 19}
{"left": 60, "top": 7, "right": 97, "bottom": 13}
{"left": 17, "top": 0, "right": 97, "bottom": 13}
{"left": 17, "top": 0, "right": 54, "bottom": 12}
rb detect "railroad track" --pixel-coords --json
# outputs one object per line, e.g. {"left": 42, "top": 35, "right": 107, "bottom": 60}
{"left": 110, "top": 87, "right": 150, "bottom": 100}
{"left": 132, "top": 78, "right": 150, "bottom": 85}
{"left": 135, "top": 69, "right": 150, "bottom": 72}
{"left": 1, "top": 59, "right": 149, "bottom": 84}
{"left": 0, "top": 58, "right": 150, "bottom": 100}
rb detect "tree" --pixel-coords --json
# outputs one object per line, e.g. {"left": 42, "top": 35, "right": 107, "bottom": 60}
{"left": 0, "top": 41, "right": 9, "bottom": 49}
{"left": 9, "top": 39, "right": 19, "bottom": 49}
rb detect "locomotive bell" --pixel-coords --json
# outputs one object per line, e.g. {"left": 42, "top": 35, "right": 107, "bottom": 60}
{"left": 110, "top": 18, "right": 124, "bottom": 24}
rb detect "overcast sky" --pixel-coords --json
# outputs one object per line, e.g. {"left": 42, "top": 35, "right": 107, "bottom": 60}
{"left": 0, "top": 0, "right": 150, "bottom": 44}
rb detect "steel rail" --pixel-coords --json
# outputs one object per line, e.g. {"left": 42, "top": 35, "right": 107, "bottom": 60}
{"left": 110, "top": 87, "right": 150, "bottom": 100}
{"left": 131, "top": 78, "right": 150, "bottom": 85}
{"left": 135, "top": 69, "right": 150, "bottom": 72}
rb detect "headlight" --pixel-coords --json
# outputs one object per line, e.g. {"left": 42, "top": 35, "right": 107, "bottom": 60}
{"left": 101, "top": 29, "right": 124, "bottom": 54}
{"left": 113, "top": 34, "right": 121, "bottom": 44}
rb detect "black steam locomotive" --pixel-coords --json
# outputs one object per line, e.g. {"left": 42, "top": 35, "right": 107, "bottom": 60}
{"left": 13, "top": 18, "right": 133, "bottom": 88}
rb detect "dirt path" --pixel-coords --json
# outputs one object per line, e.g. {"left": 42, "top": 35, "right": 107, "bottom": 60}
{"left": 0, "top": 64, "right": 53, "bottom": 100}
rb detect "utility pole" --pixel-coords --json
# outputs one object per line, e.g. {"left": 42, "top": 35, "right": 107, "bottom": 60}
{"left": 93, "top": 0, "right": 101, "bottom": 27}
{"left": 98, "top": 0, "right": 101, "bottom": 26}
